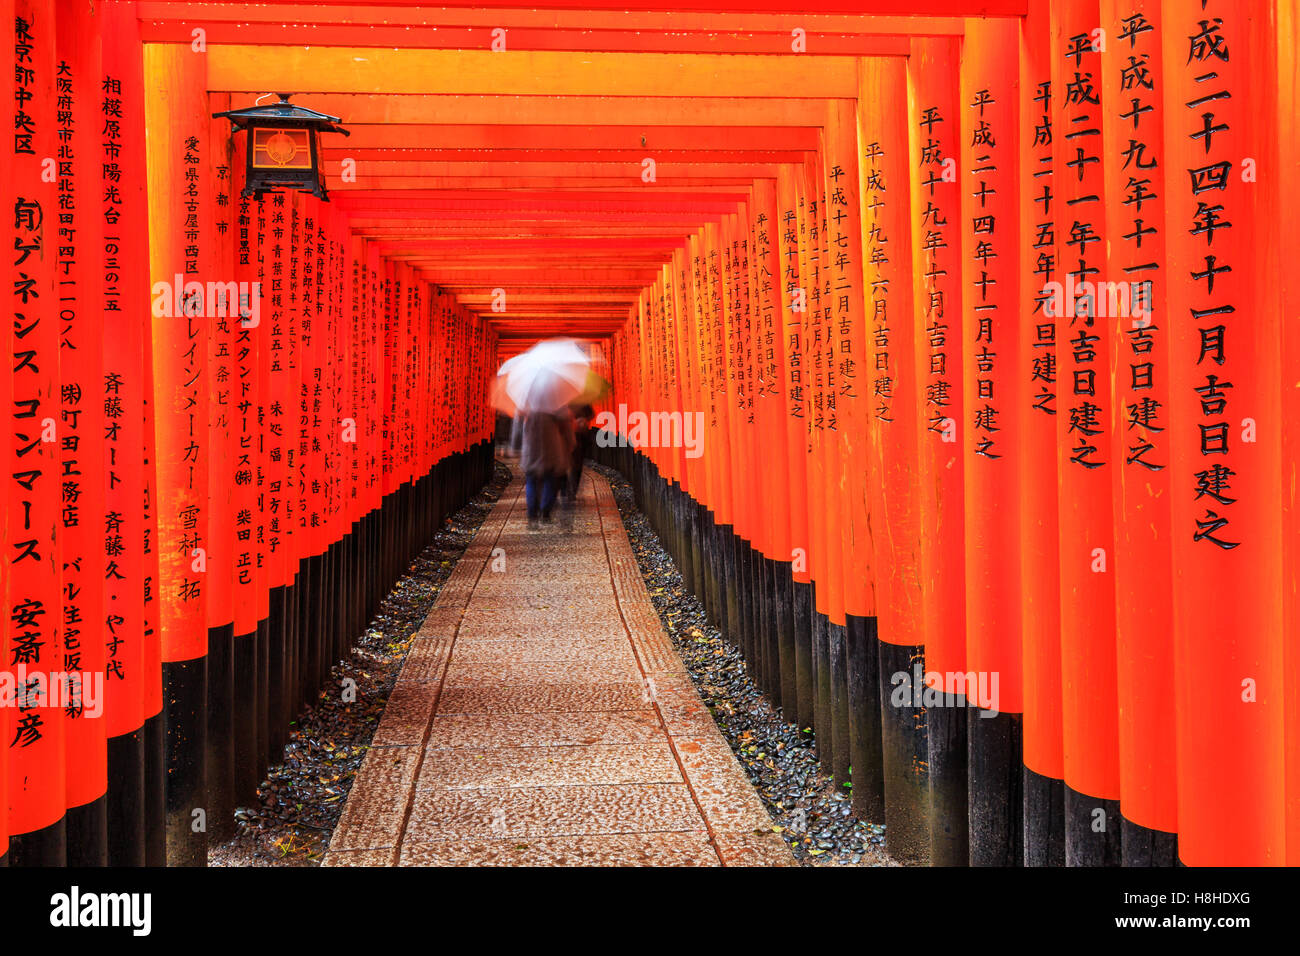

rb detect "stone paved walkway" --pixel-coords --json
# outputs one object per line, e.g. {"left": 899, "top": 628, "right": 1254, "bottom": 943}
{"left": 323, "top": 469, "right": 796, "bottom": 866}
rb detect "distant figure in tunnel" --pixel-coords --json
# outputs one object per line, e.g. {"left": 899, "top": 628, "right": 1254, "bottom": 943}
{"left": 564, "top": 402, "right": 596, "bottom": 503}
{"left": 512, "top": 408, "right": 576, "bottom": 529}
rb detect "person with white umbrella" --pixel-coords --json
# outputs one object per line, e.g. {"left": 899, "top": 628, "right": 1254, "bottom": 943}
{"left": 496, "top": 340, "right": 589, "bottom": 528}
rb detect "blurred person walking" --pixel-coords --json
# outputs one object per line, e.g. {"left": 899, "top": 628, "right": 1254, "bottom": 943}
{"left": 513, "top": 409, "right": 575, "bottom": 528}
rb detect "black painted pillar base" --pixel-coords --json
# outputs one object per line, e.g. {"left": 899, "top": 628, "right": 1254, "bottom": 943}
{"left": 878, "top": 639, "right": 931, "bottom": 865}
{"left": 206, "top": 622, "right": 236, "bottom": 842}
{"left": 792, "top": 580, "right": 814, "bottom": 732}
{"left": 689, "top": 501, "right": 707, "bottom": 606}
{"left": 737, "top": 540, "right": 754, "bottom": 679}
{"left": 926, "top": 693, "right": 969, "bottom": 866}
{"left": 759, "top": 553, "right": 775, "bottom": 703}
{"left": 267, "top": 584, "right": 288, "bottom": 764}
{"left": 232, "top": 629, "right": 259, "bottom": 805}
{"left": 704, "top": 507, "right": 721, "bottom": 630}
{"left": 751, "top": 546, "right": 765, "bottom": 692}
{"left": 733, "top": 537, "right": 750, "bottom": 664}
{"left": 254, "top": 614, "right": 270, "bottom": 785}
{"left": 721, "top": 525, "right": 740, "bottom": 650}
{"left": 1122, "top": 816, "right": 1178, "bottom": 867}
{"left": 163, "top": 656, "right": 207, "bottom": 866}
{"left": 287, "top": 573, "right": 303, "bottom": 720}
{"left": 1065, "top": 785, "right": 1123, "bottom": 866}
{"left": 845, "top": 614, "right": 884, "bottom": 822}
{"left": 300, "top": 553, "right": 320, "bottom": 706}
{"left": 968, "top": 710, "right": 1023, "bottom": 866}
{"left": 107, "top": 728, "right": 147, "bottom": 866}
{"left": 64, "top": 796, "right": 108, "bottom": 866}
{"left": 775, "top": 562, "right": 797, "bottom": 716}
{"left": 144, "top": 710, "right": 166, "bottom": 866}
{"left": 5, "top": 817, "right": 66, "bottom": 866}
{"left": 676, "top": 485, "right": 695, "bottom": 603}
{"left": 1024, "top": 765, "right": 1066, "bottom": 866}
{"left": 828, "top": 621, "right": 850, "bottom": 789}
{"left": 812, "top": 609, "right": 832, "bottom": 774}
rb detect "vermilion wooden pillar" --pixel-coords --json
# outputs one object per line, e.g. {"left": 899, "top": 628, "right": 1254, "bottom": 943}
{"left": 825, "top": 99, "right": 883, "bottom": 822}
{"left": 744, "top": 187, "right": 779, "bottom": 707}
{"left": 6, "top": 0, "right": 67, "bottom": 867}
{"left": 776, "top": 163, "right": 816, "bottom": 735}
{"left": 815, "top": 115, "right": 851, "bottom": 792}
{"left": 753, "top": 180, "right": 800, "bottom": 715}
{"left": 960, "top": 15, "right": 1024, "bottom": 867}
{"left": 1279, "top": 0, "right": 1300, "bottom": 867}
{"left": 55, "top": 0, "right": 108, "bottom": 866}
{"left": 203, "top": 91, "right": 237, "bottom": 843}
{"left": 233, "top": 134, "right": 272, "bottom": 769}
{"left": 1100, "top": 0, "right": 1177, "bottom": 865}
{"left": 0, "top": 0, "right": 10, "bottom": 868}
{"left": 859, "top": 56, "right": 929, "bottom": 864}
{"left": 1162, "top": 0, "right": 1286, "bottom": 866}
{"left": 794, "top": 154, "right": 832, "bottom": 769}
{"left": 144, "top": 41, "right": 211, "bottom": 867}
{"left": 103, "top": 1, "right": 165, "bottom": 865}
{"left": 908, "top": 35, "right": 969, "bottom": 865}
{"left": 684, "top": 230, "right": 716, "bottom": 624}
{"left": 1017, "top": 0, "right": 1065, "bottom": 867}
{"left": 1050, "top": 0, "right": 1121, "bottom": 866}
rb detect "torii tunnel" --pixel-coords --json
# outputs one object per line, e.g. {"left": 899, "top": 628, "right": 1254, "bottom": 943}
{"left": 0, "top": 0, "right": 1297, "bottom": 876}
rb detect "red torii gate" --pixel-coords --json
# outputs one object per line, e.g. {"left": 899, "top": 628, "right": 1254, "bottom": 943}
{"left": 0, "top": 0, "right": 1296, "bottom": 873}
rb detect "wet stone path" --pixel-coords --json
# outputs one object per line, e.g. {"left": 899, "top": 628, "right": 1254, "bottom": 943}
{"left": 323, "top": 470, "right": 795, "bottom": 866}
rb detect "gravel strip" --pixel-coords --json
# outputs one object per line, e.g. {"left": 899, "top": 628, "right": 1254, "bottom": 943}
{"left": 208, "top": 461, "right": 513, "bottom": 866}
{"left": 590, "top": 462, "right": 897, "bottom": 867}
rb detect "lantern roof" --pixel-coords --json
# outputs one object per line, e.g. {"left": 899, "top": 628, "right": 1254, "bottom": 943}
{"left": 212, "top": 93, "right": 349, "bottom": 136}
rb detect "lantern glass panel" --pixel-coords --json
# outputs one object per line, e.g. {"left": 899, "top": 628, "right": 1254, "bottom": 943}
{"left": 251, "top": 126, "right": 313, "bottom": 170}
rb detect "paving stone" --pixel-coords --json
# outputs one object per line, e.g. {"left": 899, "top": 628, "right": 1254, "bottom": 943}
{"left": 414, "top": 742, "right": 682, "bottom": 790}
{"left": 399, "top": 832, "right": 719, "bottom": 867}
{"left": 441, "top": 659, "right": 643, "bottom": 687}
{"left": 330, "top": 753, "right": 416, "bottom": 851}
{"left": 395, "top": 636, "right": 453, "bottom": 682}
{"left": 369, "top": 681, "right": 438, "bottom": 747}
{"left": 436, "top": 682, "right": 647, "bottom": 714}
{"left": 426, "top": 711, "right": 664, "bottom": 749}
{"left": 671, "top": 735, "right": 775, "bottom": 833}
{"left": 449, "top": 636, "right": 637, "bottom": 664}
{"left": 453, "top": 624, "right": 628, "bottom": 643}
{"left": 714, "top": 831, "right": 801, "bottom": 867}
{"left": 403, "top": 784, "right": 704, "bottom": 841}
{"left": 649, "top": 672, "right": 719, "bottom": 735}
{"left": 321, "top": 847, "right": 400, "bottom": 867}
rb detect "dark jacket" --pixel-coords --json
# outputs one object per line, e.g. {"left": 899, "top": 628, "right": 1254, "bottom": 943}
{"left": 514, "top": 410, "right": 575, "bottom": 476}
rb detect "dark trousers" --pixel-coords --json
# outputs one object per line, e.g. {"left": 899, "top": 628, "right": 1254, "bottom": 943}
{"left": 525, "top": 471, "right": 560, "bottom": 519}
{"left": 567, "top": 458, "right": 584, "bottom": 499}
{"left": 566, "top": 432, "right": 592, "bottom": 499}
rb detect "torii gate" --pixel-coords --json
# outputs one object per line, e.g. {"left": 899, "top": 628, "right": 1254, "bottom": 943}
{"left": 0, "top": 0, "right": 1296, "bottom": 872}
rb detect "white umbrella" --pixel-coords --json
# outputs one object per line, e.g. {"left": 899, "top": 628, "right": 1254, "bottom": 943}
{"left": 494, "top": 338, "right": 592, "bottom": 414}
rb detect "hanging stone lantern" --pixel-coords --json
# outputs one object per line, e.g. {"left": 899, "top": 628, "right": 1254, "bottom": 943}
{"left": 213, "top": 93, "right": 349, "bottom": 201}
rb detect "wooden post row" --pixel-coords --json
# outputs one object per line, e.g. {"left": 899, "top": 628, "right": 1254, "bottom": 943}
{"left": 605, "top": 1, "right": 1294, "bottom": 866}
{"left": 3, "top": 28, "right": 499, "bottom": 866}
